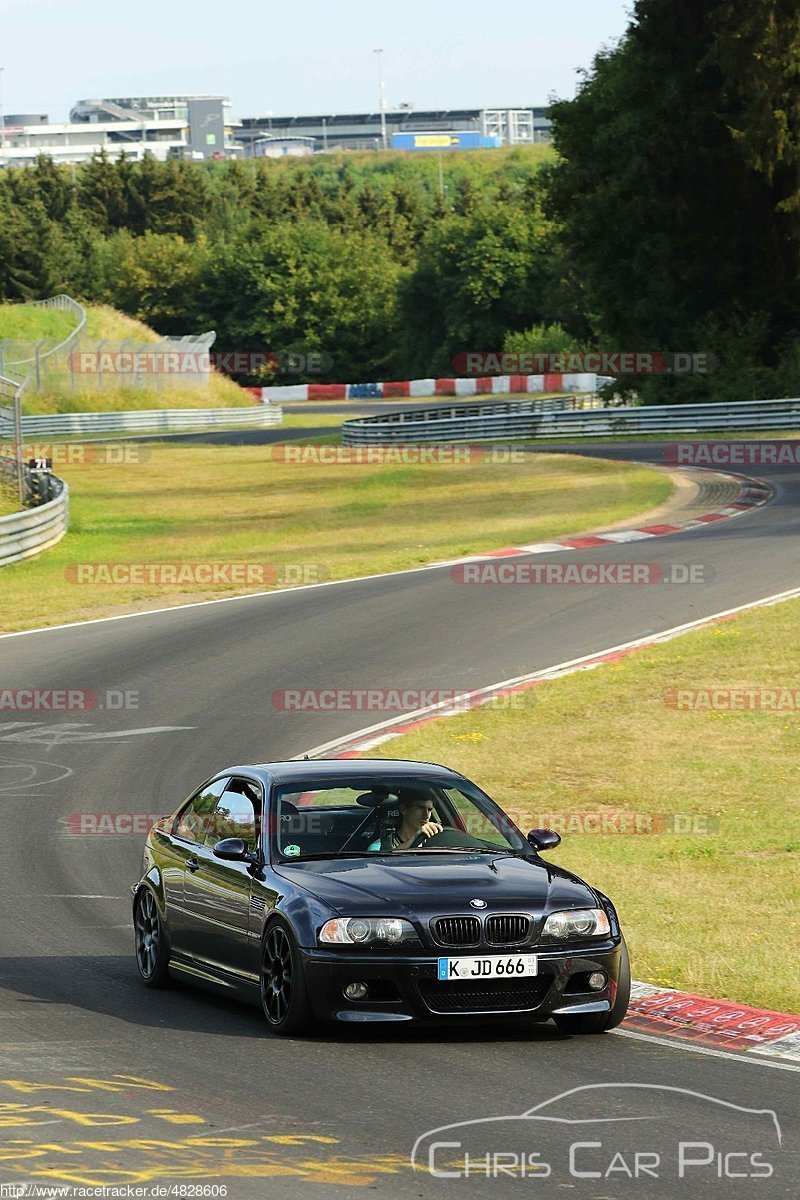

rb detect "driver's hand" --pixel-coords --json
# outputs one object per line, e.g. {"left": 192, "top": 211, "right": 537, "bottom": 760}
{"left": 419, "top": 820, "right": 443, "bottom": 840}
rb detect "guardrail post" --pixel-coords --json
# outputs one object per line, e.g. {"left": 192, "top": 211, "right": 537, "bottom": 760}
{"left": 13, "top": 394, "right": 24, "bottom": 506}
{"left": 97, "top": 339, "right": 106, "bottom": 392}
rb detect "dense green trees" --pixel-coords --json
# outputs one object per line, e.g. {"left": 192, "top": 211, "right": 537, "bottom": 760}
{"left": 190, "top": 220, "right": 405, "bottom": 381}
{"left": 0, "top": 148, "right": 556, "bottom": 381}
{"left": 546, "top": 0, "right": 800, "bottom": 402}
{"left": 398, "top": 203, "right": 553, "bottom": 376}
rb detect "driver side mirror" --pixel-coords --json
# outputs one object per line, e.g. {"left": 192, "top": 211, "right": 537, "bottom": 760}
{"left": 527, "top": 828, "right": 562, "bottom": 852}
{"left": 213, "top": 837, "right": 257, "bottom": 863}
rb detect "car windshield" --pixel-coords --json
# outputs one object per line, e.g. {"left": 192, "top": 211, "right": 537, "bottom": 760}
{"left": 271, "top": 776, "right": 528, "bottom": 862}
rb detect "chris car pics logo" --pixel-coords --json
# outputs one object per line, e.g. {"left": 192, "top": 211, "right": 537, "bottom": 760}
{"left": 411, "top": 1084, "right": 781, "bottom": 1184}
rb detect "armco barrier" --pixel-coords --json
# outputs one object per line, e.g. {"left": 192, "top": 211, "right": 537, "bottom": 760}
{"left": 0, "top": 405, "right": 283, "bottom": 439}
{"left": 0, "top": 459, "right": 69, "bottom": 567}
{"left": 341, "top": 395, "right": 800, "bottom": 445}
{"left": 261, "top": 374, "right": 610, "bottom": 403}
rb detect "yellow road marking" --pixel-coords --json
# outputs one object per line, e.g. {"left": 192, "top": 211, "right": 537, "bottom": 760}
{"left": 1, "top": 1076, "right": 173, "bottom": 1095}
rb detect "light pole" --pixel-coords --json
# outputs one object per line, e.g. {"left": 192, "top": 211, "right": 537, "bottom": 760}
{"left": 373, "top": 49, "right": 388, "bottom": 151}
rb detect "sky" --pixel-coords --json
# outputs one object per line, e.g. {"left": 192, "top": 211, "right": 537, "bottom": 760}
{"left": 0, "top": 0, "right": 634, "bottom": 123}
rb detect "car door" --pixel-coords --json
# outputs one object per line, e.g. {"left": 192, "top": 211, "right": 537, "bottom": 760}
{"left": 181, "top": 777, "right": 262, "bottom": 980}
{"left": 161, "top": 776, "right": 230, "bottom": 955}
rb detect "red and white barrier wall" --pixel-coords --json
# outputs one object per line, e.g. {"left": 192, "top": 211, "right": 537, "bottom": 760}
{"left": 257, "top": 374, "right": 610, "bottom": 403}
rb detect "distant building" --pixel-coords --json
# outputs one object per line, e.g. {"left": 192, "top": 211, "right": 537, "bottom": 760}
{"left": 238, "top": 106, "right": 551, "bottom": 154}
{"left": 252, "top": 136, "right": 315, "bottom": 158}
{"left": 0, "top": 95, "right": 241, "bottom": 167}
{"left": 4, "top": 113, "right": 48, "bottom": 126}
{"left": 0, "top": 96, "right": 551, "bottom": 168}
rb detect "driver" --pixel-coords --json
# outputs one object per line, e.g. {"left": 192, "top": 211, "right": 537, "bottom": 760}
{"left": 367, "top": 789, "right": 443, "bottom": 852}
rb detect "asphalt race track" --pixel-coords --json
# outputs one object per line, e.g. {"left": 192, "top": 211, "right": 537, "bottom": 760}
{"left": 0, "top": 439, "right": 798, "bottom": 1197}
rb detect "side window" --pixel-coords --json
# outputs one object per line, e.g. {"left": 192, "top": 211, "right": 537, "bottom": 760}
{"left": 173, "top": 777, "right": 230, "bottom": 844}
{"left": 204, "top": 778, "right": 261, "bottom": 852}
{"left": 443, "top": 787, "right": 511, "bottom": 846}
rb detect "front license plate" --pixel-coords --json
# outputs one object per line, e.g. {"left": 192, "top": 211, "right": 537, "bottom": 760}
{"left": 437, "top": 954, "right": 538, "bottom": 981}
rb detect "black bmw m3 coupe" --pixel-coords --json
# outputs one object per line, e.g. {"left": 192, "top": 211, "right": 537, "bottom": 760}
{"left": 133, "top": 759, "right": 630, "bottom": 1036}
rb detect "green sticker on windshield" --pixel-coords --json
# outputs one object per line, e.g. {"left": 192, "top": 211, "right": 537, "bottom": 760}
{"left": 284, "top": 844, "right": 301, "bottom": 857}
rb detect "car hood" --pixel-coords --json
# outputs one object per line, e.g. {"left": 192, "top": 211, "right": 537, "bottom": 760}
{"left": 274, "top": 853, "right": 598, "bottom": 917}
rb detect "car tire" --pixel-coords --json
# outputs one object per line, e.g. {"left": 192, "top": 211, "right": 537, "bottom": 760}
{"left": 553, "top": 938, "right": 631, "bottom": 1035}
{"left": 260, "top": 919, "right": 312, "bottom": 1036}
{"left": 134, "top": 887, "right": 171, "bottom": 988}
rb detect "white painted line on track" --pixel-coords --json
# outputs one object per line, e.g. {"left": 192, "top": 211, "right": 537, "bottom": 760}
{"left": 0, "top": 463, "right": 770, "bottom": 643}
{"left": 299, "top": 582, "right": 800, "bottom": 760}
{"left": 0, "top": 558, "right": 519, "bottom": 643}
{"left": 295, "top": 584, "right": 800, "bottom": 1066}
{"left": 614, "top": 1029, "right": 800, "bottom": 1073}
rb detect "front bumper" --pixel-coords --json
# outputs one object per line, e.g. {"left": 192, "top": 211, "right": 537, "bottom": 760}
{"left": 301, "top": 940, "right": 623, "bottom": 1024}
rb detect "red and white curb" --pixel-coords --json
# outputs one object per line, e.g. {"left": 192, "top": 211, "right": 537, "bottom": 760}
{"left": 626, "top": 983, "right": 800, "bottom": 1060}
{"left": 257, "top": 373, "right": 611, "bottom": 403}
{"left": 434, "top": 469, "right": 772, "bottom": 566}
{"left": 300, "top": 582, "right": 800, "bottom": 1062}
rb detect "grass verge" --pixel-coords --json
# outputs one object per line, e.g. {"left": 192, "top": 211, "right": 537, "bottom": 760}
{"left": 0, "top": 489, "right": 18, "bottom": 517}
{"left": 279, "top": 414, "right": 347, "bottom": 429}
{"left": 0, "top": 303, "right": 77, "bottom": 342}
{"left": 0, "top": 445, "right": 671, "bottom": 633}
{"left": 366, "top": 599, "right": 800, "bottom": 1013}
{"left": 1, "top": 302, "right": 253, "bottom": 413}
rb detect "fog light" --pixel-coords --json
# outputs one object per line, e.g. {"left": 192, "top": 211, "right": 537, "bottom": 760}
{"left": 343, "top": 982, "right": 369, "bottom": 1001}
{"left": 588, "top": 972, "right": 607, "bottom": 991}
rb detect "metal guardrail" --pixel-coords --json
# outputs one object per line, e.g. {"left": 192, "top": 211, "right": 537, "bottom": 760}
{"left": 0, "top": 405, "right": 283, "bottom": 438}
{"left": 0, "top": 458, "right": 69, "bottom": 567}
{"left": 342, "top": 396, "right": 800, "bottom": 444}
{"left": 348, "top": 394, "right": 597, "bottom": 425}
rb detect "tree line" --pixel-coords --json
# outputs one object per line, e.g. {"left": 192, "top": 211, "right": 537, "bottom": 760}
{"left": 1, "top": 0, "right": 798, "bottom": 402}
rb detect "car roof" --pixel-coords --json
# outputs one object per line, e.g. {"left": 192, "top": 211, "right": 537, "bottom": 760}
{"left": 213, "top": 758, "right": 468, "bottom": 787}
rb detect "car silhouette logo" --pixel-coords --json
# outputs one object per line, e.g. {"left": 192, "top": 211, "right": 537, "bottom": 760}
{"left": 470, "top": 898, "right": 487, "bottom": 909}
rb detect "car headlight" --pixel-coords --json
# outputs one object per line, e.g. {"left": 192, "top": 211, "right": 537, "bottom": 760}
{"left": 319, "top": 917, "right": 418, "bottom": 946}
{"left": 541, "top": 908, "right": 611, "bottom": 941}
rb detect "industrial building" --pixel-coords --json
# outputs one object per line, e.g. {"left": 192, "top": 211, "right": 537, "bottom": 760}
{"left": 0, "top": 96, "right": 241, "bottom": 167}
{"left": 237, "top": 107, "right": 551, "bottom": 154}
{"left": 251, "top": 136, "right": 315, "bottom": 158}
{"left": 0, "top": 97, "right": 550, "bottom": 167}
